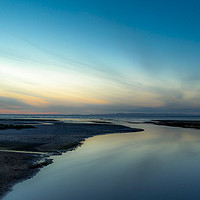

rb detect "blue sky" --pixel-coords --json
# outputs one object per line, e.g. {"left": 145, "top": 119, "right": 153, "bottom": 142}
{"left": 0, "top": 0, "right": 200, "bottom": 114}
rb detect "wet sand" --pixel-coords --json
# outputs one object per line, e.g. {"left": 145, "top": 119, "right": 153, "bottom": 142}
{"left": 0, "top": 152, "right": 42, "bottom": 199}
{"left": 0, "top": 119, "right": 143, "bottom": 199}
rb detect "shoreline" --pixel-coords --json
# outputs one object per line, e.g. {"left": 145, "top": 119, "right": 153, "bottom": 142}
{"left": 0, "top": 152, "right": 43, "bottom": 199}
{"left": 0, "top": 119, "right": 143, "bottom": 199}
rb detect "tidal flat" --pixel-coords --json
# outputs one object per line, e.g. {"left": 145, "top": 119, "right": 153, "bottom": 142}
{"left": 4, "top": 121, "right": 200, "bottom": 200}
{"left": 0, "top": 119, "right": 143, "bottom": 199}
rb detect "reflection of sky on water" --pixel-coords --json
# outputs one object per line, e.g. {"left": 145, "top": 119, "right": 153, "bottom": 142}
{"left": 4, "top": 124, "right": 200, "bottom": 200}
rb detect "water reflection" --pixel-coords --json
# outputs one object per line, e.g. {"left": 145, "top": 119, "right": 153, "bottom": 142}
{"left": 4, "top": 124, "right": 200, "bottom": 200}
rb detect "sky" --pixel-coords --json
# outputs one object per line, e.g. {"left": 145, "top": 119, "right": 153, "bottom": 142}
{"left": 0, "top": 0, "right": 200, "bottom": 114}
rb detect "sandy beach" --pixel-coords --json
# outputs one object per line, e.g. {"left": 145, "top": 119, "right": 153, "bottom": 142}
{"left": 0, "top": 119, "right": 143, "bottom": 199}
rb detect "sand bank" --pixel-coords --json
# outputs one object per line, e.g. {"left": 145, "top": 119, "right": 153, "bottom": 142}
{"left": 145, "top": 120, "right": 200, "bottom": 129}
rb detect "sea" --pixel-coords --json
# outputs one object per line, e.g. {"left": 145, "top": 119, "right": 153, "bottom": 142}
{"left": 1, "top": 113, "right": 200, "bottom": 122}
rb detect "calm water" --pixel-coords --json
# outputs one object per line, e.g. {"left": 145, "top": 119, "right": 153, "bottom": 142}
{"left": 1, "top": 113, "right": 200, "bottom": 121}
{"left": 3, "top": 123, "right": 200, "bottom": 200}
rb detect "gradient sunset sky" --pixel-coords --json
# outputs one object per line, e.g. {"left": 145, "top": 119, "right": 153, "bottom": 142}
{"left": 0, "top": 0, "right": 200, "bottom": 114}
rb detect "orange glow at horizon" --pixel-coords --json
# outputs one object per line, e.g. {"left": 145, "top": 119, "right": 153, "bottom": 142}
{"left": 0, "top": 109, "right": 60, "bottom": 114}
